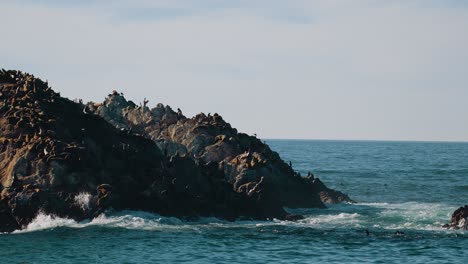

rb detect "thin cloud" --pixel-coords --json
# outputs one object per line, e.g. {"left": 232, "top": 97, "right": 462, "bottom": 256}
{"left": 1, "top": 0, "right": 467, "bottom": 141}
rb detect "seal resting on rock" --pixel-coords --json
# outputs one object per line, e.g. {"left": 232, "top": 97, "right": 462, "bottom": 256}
{"left": 0, "top": 69, "right": 354, "bottom": 233}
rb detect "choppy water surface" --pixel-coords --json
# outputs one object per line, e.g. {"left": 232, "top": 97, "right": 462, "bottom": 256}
{"left": 2, "top": 140, "right": 468, "bottom": 263}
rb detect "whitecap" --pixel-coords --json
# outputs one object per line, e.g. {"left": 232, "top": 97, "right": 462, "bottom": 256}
{"left": 9, "top": 202, "right": 462, "bottom": 234}
{"left": 353, "top": 201, "right": 456, "bottom": 231}
{"left": 300, "top": 213, "right": 362, "bottom": 227}
{"left": 12, "top": 210, "right": 210, "bottom": 234}
{"left": 14, "top": 213, "right": 78, "bottom": 234}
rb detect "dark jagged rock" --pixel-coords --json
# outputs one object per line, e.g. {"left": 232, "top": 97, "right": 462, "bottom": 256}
{"left": 0, "top": 70, "right": 352, "bottom": 232}
{"left": 444, "top": 205, "right": 468, "bottom": 230}
{"left": 89, "top": 92, "right": 354, "bottom": 208}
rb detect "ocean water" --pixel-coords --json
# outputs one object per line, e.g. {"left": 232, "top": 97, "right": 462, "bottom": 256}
{"left": 2, "top": 140, "right": 468, "bottom": 263}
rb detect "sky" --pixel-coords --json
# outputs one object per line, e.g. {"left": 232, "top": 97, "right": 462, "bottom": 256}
{"left": 1, "top": 0, "right": 467, "bottom": 142}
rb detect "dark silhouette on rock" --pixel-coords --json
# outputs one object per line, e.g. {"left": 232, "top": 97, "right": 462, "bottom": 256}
{"left": 445, "top": 205, "right": 468, "bottom": 230}
{"left": 0, "top": 70, "right": 352, "bottom": 232}
{"left": 87, "top": 90, "right": 354, "bottom": 208}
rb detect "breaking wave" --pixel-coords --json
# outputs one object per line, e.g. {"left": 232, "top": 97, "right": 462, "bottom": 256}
{"left": 11, "top": 201, "right": 459, "bottom": 235}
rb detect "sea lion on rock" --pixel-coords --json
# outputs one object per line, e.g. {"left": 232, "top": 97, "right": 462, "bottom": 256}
{"left": 0, "top": 70, "right": 353, "bottom": 233}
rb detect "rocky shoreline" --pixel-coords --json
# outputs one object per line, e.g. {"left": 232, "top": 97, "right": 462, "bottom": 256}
{"left": 0, "top": 70, "right": 352, "bottom": 233}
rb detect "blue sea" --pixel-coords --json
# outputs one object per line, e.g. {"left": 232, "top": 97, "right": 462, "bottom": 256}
{"left": 2, "top": 140, "right": 468, "bottom": 263}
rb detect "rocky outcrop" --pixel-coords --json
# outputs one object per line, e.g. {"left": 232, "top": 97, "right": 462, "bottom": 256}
{"left": 87, "top": 93, "right": 354, "bottom": 208}
{"left": 444, "top": 205, "right": 468, "bottom": 230}
{"left": 0, "top": 70, "right": 352, "bottom": 232}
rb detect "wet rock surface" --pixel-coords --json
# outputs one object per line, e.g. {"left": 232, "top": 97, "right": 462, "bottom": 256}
{"left": 445, "top": 205, "right": 468, "bottom": 230}
{"left": 0, "top": 70, "right": 352, "bottom": 232}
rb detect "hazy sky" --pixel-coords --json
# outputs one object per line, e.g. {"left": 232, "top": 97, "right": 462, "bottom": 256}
{"left": 1, "top": 0, "right": 467, "bottom": 141}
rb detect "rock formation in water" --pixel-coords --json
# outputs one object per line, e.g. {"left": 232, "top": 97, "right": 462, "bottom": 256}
{"left": 444, "top": 205, "right": 468, "bottom": 230}
{"left": 0, "top": 70, "right": 352, "bottom": 232}
{"left": 86, "top": 92, "right": 353, "bottom": 206}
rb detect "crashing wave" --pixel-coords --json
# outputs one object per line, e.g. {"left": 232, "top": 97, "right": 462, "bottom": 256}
{"left": 8, "top": 202, "right": 463, "bottom": 234}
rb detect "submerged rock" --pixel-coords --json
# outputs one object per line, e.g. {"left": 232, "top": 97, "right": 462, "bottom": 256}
{"left": 0, "top": 69, "right": 353, "bottom": 232}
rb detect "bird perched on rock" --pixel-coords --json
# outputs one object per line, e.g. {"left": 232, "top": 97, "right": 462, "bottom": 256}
{"left": 82, "top": 105, "right": 90, "bottom": 114}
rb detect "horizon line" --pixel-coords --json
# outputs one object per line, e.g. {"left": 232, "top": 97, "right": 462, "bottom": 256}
{"left": 262, "top": 138, "right": 468, "bottom": 144}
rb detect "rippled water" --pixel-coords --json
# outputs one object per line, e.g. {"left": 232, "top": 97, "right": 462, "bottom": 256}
{"left": 2, "top": 140, "right": 468, "bottom": 263}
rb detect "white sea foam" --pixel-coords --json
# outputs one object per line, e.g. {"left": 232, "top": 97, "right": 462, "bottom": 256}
{"left": 74, "top": 192, "right": 92, "bottom": 211}
{"left": 358, "top": 202, "right": 390, "bottom": 207}
{"left": 301, "top": 213, "right": 362, "bottom": 226}
{"left": 279, "top": 202, "right": 458, "bottom": 232}
{"left": 356, "top": 201, "right": 454, "bottom": 231}
{"left": 85, "top": 211, "right": 192, "bottom": 231}
{"left": 10, "top": 202, "right": 460, "bottom": 234}
{"left": 14, "top": 213, "right": 78, "bottom": 233}
{"left": 14, "top": 211, "right": 205, "bottom": 234}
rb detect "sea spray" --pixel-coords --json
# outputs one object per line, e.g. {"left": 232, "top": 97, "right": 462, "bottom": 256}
{"left": 15, "top": 213, "right": 77, "bottom": 233}
{"left": 74, "top": 192, "right": 93, "bottom": 211}
{"left": 10, "top": 203, "right": 456, "bottom": 234}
